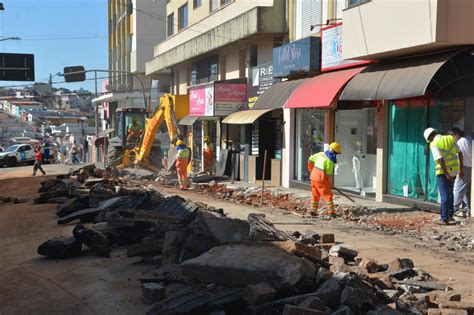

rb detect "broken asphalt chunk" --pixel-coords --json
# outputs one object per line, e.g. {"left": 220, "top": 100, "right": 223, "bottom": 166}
{"left": 181, "top": 243, "right": 310, "bottom": 289}
{"left": 72, "top": 224, "right": 111, "bottom": 257}
{"left": 37, "top": 236, "right": 82, "bottom": 259}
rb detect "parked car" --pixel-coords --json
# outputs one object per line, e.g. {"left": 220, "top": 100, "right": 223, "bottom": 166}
{"left": 0, "top": 144, "right": 36, "bottom": 167}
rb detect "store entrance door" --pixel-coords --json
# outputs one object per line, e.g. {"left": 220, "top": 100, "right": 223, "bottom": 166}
{"left": 334, "top": 108, "right": 377, "bottom": 197}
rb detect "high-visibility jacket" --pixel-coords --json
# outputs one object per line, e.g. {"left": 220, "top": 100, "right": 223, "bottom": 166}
{"left": 308, "top": 152, "right": 335, "bottom": 181}
{"left": 430, "top": 135, "right": 460, "bottom": 176}
{"left": 176, "top": 145, "right": 190, "bottom": 160}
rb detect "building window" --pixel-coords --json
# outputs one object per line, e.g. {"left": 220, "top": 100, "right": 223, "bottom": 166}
{"left": 249, "top": 45, "right": 258, "bottom": 67}
{"left": 220, "top": 0, "right": 231, "bottom": 5}
{"left": 167, "top": 13, "right": 174, "bottom": 37}
{"left": 178, "top": 4, "right": 188, "bottom": 30}
{"left": 239, "top": 48, "right": 246, "bottom": 78}
{"left": 210, "top": 0, "right": 218, "bottom": 12}
{"left": 190, "top": 55, "right": 219, "bottom": 85}
{"left": 193, "top": 0, "right": 202, "bottom": 9}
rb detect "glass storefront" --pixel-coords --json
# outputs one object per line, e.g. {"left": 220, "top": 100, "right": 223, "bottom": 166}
{"left": 334, "top": 108, "right": 377, "bottom": 196}
{"left": 295, "top": 108, "right": 325, "bottom": 182}
{"left": 388, "top": 98, "right": 469, "bottom": 202}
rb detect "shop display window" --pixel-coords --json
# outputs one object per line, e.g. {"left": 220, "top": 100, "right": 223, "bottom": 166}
{"left": 388, "top": 99, "right": 467, "bottom": 202}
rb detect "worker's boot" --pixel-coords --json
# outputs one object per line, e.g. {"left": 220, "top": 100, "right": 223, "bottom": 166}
{"left": 306, "top": 201, "right": 319, "bottom": 217}
{"left": 326, "top": 201, "right": 337, "bottom": 218}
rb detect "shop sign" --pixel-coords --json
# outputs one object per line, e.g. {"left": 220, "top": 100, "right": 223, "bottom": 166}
{"left": 321, "top": 23, "right": 370, "bottom": 72}
{"left": 272, "top": 37, "right": 320, "bottom": 78}
{"left": 248, "top": 62, "right": 280, "bottom": 108}
{"left": 189, "top": 84, "right": 214, "bottom": 116}
{"left": 214, "top": 83, "right": 247, "bottom": 116}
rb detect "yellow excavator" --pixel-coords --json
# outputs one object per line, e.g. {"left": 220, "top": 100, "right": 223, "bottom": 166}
{"left": 115, "top": 93, "right": 188, "bottom": 171}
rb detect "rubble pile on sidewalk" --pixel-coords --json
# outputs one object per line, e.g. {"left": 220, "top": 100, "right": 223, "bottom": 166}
{"left": 187, "top": 183, "right": 473, "bottom": 253}
{"left": 34, "top": 166, "right": 474, "bottom": 314}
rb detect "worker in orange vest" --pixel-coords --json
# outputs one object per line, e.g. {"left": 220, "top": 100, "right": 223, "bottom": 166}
{"left": 307, "top": 142, "right": 341, "bottom": 218}
{"left": 203, "top": 136, "right": 213, "bottom": 174}
{"left": 175, "top": 140, "right": 191, "bottom": 189}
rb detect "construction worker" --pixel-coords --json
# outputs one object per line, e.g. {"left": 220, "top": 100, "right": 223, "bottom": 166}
{"left": 127, "top": 117, "right": 143, "bottom": 142}
{"left": 451, "top": 127, "right": 471, "bottom": 218}
{"left": 176, "top": 140, "right": 191, "bottom": 189}
{"left": 203, "top": 136, "right": 213, "bottom": 174}
{"left": 424, "top": 127, "right": 463, "bottom": 225}
{"left": 307, "top": 142, "right": 341, "bottom": 218}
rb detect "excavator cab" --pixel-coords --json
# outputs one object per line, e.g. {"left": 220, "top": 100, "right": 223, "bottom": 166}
{"left": 107, "top": 107, "right": 149, "bottom": 163}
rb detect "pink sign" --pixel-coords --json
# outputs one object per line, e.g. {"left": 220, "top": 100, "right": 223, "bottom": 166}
{"left": 214, "top": 83, "right": 247, "bottom": 102}
{"left": 189, "top": 85, "right": 214, "bottom": 116}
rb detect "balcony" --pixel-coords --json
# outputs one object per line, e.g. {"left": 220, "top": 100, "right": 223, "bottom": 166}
{"left": 342, "top": 0, "right": 474, "bottom": 60}
{"left": 146, "top": 0, "right": 285, "bottom": 74}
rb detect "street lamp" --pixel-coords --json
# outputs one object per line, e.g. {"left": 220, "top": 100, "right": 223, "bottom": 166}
{"left": 0, "top": 37, "right": 21, "bottom": 42}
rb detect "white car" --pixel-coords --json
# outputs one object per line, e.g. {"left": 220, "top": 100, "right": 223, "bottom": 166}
{"left": 0, "top": 144, "right": 36, "bottom": 167}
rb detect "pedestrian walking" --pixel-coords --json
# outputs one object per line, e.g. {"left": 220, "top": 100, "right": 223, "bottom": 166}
{"left": 424, "top": 127, "right": 463, "bottom": 225}
{"left": 307, "top": 142, "right": 341, "bottom": 218}
{"left": 71, "top": 141, "right": 79, "bottom": 164}
{"left": 451, "top": 127, "right": 471, "bottom": 218}
{"left": 32, "top": 147, "right": 46, "bottom": 176}
{"left": 175, "top": 140, "right": 191, "bottom": 190}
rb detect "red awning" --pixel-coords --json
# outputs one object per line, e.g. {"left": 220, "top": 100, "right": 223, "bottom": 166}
{"left": 285, "top": 67, "right": 367, "bottom": 109}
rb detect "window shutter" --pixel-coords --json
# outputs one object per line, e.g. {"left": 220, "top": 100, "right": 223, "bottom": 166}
{"left": 301, "top": 0, "right": 322, "bottom": 37}
{"left": 310, "top": 0, "right": 322, "bottom": 35}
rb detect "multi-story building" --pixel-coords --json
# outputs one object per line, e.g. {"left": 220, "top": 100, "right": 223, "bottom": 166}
{"left": 108, "top": 0, "right": 169, "bottom": 95}
{"left": 102, "top": 0, "right": 170, "bottom": 135}
{"left": 146, "top": 0, "right": 287, "bottom": 172}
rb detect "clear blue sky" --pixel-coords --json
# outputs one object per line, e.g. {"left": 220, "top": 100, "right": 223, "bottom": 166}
{"left": 0, "top": 0, "right": 108, "bottom": 92}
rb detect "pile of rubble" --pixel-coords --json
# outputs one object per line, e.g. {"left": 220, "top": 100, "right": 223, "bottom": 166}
{"left": 0, "top": 195, "right": 28, "bottom": 204}
{"left": 186, "top": 183, "right": 474, "bottom": 253}
{"left": 35, "top": 167, "right": 473, "bottom": 314}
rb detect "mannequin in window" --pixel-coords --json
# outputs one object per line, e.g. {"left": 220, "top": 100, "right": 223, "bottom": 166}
{"left": 352, "top": 140, "right": 364, "bottom": 194}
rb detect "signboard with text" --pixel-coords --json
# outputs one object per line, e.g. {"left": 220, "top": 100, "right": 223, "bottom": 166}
{"left": 248, "top": 63, "right": 280, "bottom": 108}
{"left": 189, "top": 84, "right": 214, "bottom": 116}
{"left": 214, "top": 83, "right": 247, "bottom": 116}
{"left": 272, "top": 37, "right": 320, "bottom": 78}
{"left": 321, "top": 23, "right": 370, "bottom": 72}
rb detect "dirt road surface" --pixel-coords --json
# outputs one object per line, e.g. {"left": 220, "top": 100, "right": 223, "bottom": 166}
{"left": 0, "top": 175, "right": 150, "bottom": 314}
{"left": 0, "top": 164, "right": 81, "bottom": 180}
{"left": 0, "top": 169, "right": 473, "bottom": 313}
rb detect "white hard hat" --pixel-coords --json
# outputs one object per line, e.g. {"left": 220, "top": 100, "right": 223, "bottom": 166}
{"left": 424, "top": 127, "right": 436, "bottom": 141}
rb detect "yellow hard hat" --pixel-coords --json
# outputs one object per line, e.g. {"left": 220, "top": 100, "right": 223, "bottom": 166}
{"left": 329, "top": 142, "right": 341, "bottom": 154}
{"left": 203, "top": 136, "right": 209, "bottom": 142}
{"left": 176, "top": 140, "right": 184, "bottom": 146}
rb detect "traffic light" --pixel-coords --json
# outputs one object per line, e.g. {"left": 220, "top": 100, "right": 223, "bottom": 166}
{"left": 64, "top": 66, "right": 86, "bottom": 82}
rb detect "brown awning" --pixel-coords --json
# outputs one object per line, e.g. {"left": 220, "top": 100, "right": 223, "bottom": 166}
{"left": 252, "top": 79, "right": 305, "bottom": 110}
{"left": 222, "top": 109, "right": 273, "bottom": 125}
{"left": 178, "top": 115, "right": 199, "bottom": 126}
{"left": 339, "top": 49, "right": 462, "bottom": 101}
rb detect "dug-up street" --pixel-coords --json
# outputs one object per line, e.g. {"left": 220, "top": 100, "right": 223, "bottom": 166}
{"left": 0, "top": 164, "right": 473, "bottom": 314}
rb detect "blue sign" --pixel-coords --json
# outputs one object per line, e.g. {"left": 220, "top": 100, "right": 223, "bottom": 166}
{"left": 272, "top": 37, "right": 320, "bottom": 78}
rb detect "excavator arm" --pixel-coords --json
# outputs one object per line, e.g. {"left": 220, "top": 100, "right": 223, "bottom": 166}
{"left": 117, "top": 94, "right": 179, "bottom": 169}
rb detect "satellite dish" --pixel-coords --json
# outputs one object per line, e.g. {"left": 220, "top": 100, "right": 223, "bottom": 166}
{"left": 105, "top": 84, "right": 112, "bottom": 92}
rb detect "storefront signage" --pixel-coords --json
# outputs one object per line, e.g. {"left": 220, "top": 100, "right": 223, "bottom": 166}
{"left": 248, "top": 62, "right": 280, "bottom": 108}
{"left": 321, "top": 23, "right": 370, "bottom": 72}
{"left": 214, "top": 83, "right": 247, "bottom": 116}
{"left": 272, "top": 37, "right": 320, "bottom": 78}
{"left": 189, "top": 84, "right": 214, "bottom": 116}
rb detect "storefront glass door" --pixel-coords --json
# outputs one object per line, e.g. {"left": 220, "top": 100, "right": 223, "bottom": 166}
{"left": 334, "top": 108, "right": 377, "bottom": 197}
